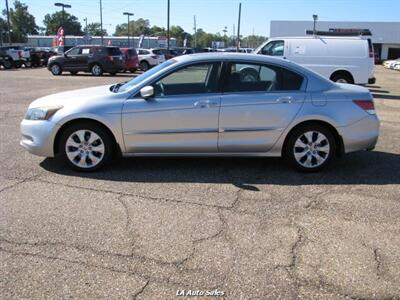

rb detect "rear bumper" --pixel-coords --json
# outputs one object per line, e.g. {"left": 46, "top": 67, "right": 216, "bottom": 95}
{"left": 338, "top": 115, "right": 380, "bottom": 154}
{"left": 368, "top": 77, "right": 376, "bottom": 84}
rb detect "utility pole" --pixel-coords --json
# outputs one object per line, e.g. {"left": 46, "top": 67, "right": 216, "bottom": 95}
{"left": 99, "top": 0, "right": 103, "bottom": 45}
{"left": 167, "top": 0, "right": 170, "bottom": 50}
{"left": 5, "top": 0, "right": 12, "bottom": 45}
{"left": 123, "top": 12, "right": 134, "bottom": 48}
{"left": 236, "top": 2, "right": 241, "bottom": 52}
{"left": 193, "top": 15, "right": 197, "bottom": 48}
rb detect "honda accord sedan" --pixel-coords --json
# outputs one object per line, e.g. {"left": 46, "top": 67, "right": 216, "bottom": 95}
{"left": 20, "top": 53, "right": 379, "bottom": 172}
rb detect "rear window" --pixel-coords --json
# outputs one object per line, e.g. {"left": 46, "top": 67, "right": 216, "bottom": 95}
{"left": 107, "top": 47, "right": 122, "bottom": 56}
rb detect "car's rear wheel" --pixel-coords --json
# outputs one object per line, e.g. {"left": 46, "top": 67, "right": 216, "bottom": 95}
{"left": 129, "top": 68, "right": 137, "bottom": 73}
{"left": 91, "top": 64, "right": 103, "bottom": 76}
{"left": 60, "top": 123, "right": 113, "bottom": 171}
{"left": 109, "top": 72, "right": 117, "bottom": 76}
{"left": 50, "top": 63, "right": 62, "bottom": 75}
{"left": 331, "top": 73, "right": 354, "bottom": 84}
{"left": 284, "top": 124, "right": 335, "bottom": 172}
{"left": 139, "top": 61, "right": 149, "bottom": 72}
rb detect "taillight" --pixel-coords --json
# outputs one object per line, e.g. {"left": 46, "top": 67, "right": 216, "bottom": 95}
{"left": 353, "top": 100, "right": 375, "bottom": 115}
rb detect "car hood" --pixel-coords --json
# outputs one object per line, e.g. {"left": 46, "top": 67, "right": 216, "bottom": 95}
{"left": 29, "top": 85, "right": 116, "bottom": 108}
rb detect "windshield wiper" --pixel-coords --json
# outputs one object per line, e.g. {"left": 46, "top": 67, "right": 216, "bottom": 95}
{"left": 110, "top": 81, "right": 127, "bottom": 93}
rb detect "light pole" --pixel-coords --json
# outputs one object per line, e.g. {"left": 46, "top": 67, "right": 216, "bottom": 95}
{"left": 99, "top": 0, "right": 103, "bottom": 45}
{"left": 123, "top": 12, "right": 134, "bottom": 48}
{"left": 313, "top": 14, "right": 318, "bottom": 36}
{"left": 54, "top": 3, "right": 71, "bottom": 46}
{"left": 167, "top": 0, "right": 170, "bottom": 50}
{"left": 236, "top": 2, "right": 241, "bottom": 52}
{"left": 5, "top": 0, "right": 11, "bottom": 45}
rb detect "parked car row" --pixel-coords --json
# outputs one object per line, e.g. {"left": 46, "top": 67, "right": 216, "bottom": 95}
{"left": 0, "top": 46, "right": 59, "bottom": 69}
{"left": 383, "top": 58, "right": 400, "bottom": 71}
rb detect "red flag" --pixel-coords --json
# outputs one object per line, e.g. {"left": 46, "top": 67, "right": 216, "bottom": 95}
{"left": 56, "top": 26, "right": 65, "bottom": 46}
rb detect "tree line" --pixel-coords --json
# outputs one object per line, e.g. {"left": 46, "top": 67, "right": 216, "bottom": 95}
{"left": 1, "top": 0, "right": 266, "bottom": 48}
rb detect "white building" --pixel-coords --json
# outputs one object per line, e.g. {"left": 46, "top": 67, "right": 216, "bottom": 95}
{"left": 27, "top": 35, "right": 177, "bottom": 49}
{"left": 270, "top": 21, "right": 400, "bottom": 61}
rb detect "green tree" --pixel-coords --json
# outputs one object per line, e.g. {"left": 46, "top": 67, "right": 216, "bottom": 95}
{"left": 169, "top": 25, "right": 186, "bottom": 46}
{"left": 43, "top": 11, "right": 82, "bottom": 35}
{"left": 114, "top": 18, "right": 151, "bottom": 36}
{"left": 149, "top": 25, "right": 166, "bottom": 36}
{"left": 2, "top": 1, "right": 38, "bottom": 43}
{"left": 0, "top": 16, "right": 8, "bottom": 44}
{"left": 85, "top": 22, "right": 107, "bottom": 36}
{"left": 241, "top": 35, "right": 267, "bottom": 48}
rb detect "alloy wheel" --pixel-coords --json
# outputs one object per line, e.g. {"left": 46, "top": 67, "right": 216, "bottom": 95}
{"left": 293, "top": 131, "right": 330, "bottom": 168}
{"left": 51, "top": 64, "right": 61, "bottom": 75}
{"left": 65, "top": 130, "right": 105, "bottom": 169}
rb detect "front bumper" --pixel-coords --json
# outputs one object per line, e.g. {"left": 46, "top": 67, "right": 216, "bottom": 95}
{"left": 20, "top": 119, "right": 60, "bottom": 157}
{"left": 368, "top": 77, "right": 376, "bottom": 84}
{"left": 338, "top": 115, "right": 380, "bottom": 154}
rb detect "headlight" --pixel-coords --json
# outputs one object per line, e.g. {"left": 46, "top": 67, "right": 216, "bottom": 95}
{"left": 24, "top": 106, "right": 63, "bottom": 120}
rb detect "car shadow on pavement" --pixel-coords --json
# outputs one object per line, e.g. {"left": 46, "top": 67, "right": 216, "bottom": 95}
{"left": 40, "top": 150, "right": 400, "bottom": 187}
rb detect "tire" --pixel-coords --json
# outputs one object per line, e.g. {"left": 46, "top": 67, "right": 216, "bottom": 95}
{"left": 59, "top": 122, "right": 114, "bottom": 172}
{"left": 50, "top": 63, "right": 62, "bottom": 75}
{"left": 129, "top": 68, "right": 137, "bottom": 73}
{"left": 3, "top": 59, "right": 12, "bottom": 69}
{"left": 284, "top": 124, "right": 336, "bottom": 172}
{"left": 139, "top": 61, "right": 150, "bottom": 72}
{"left": 331, "top": 73, "right": 354, "bottom": 84}
{"left": 24, "top": 61, "right": 32, "bottom": 68}
{"left": 13, "top": 61, "right": 22, "bottom": 68}
{"left": 70, "top": 71, "right": 78, "bottom": 75}
{"left": 91, "top": 64, "right": 103, "bottom": 76}
{"left": 109, "top": 72, "right": 117, "bottom": 76}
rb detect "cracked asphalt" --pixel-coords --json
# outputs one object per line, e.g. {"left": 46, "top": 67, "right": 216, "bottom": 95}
{"left": 1, "top": 66, "right": 400, "bottom": 299}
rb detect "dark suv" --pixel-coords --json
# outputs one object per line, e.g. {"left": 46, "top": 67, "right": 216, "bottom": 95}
{"left": 47, "top": 45, "right": 124, "bottom": 76}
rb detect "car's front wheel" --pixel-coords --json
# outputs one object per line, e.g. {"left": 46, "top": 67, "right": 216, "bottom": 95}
{"left": 59, "top": 122, "right": 113, "bottom": 171}
{"left": 50, "top": 63, "right": 62, "bottom": 75}
{"left": 285, "top": 124, "right": 335, "bottom": 172}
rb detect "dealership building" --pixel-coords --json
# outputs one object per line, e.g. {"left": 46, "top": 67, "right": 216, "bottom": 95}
{"left": 270, "top": 21, "right": 400, "bottom": 60}
{"left": 27, "top": 35, "right": 177, "bottom": 49}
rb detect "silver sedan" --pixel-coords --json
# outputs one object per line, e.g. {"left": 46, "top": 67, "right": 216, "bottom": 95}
{"left": 20, "top": 53, "right": 379, "bottom": 172}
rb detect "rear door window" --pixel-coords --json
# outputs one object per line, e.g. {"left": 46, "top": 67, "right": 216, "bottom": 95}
{"left": 223, "top": 62, "right": 304, "bottom": 92}
{"left": 107, "top": 47, "right": 122, "bottom": 56}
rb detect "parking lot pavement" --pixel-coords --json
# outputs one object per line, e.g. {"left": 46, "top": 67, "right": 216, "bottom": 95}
{"left": 1, "top": 66, "right": 400, "bottom": 299}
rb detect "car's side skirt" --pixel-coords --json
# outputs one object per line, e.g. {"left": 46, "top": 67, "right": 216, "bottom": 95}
{"left": 121, "top": 152, "right": 281, "bottom": 158}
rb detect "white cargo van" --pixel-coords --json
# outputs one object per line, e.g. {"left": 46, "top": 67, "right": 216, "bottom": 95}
{"left": 254, "top": 36, "right": 375, "bottom": 85}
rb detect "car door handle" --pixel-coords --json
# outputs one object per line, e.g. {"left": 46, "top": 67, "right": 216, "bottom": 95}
{"left": 194, "top": 100, "right": 218, "bottom": 108}
{"left": 276, "top": 96, "right": 294, "bottom": 103}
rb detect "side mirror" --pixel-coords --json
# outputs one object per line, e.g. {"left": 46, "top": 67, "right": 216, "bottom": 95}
{"left": 140, "top": 86, "right": 154, "bottom": 99}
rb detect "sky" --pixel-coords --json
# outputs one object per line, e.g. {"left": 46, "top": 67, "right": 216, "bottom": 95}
{"left": 1, "top": 0, "right": 400, "bottom": 37}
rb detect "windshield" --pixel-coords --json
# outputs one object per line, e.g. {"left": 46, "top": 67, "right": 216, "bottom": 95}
{"left": 117, "top": 59, "right": 176, "bottom": 93}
